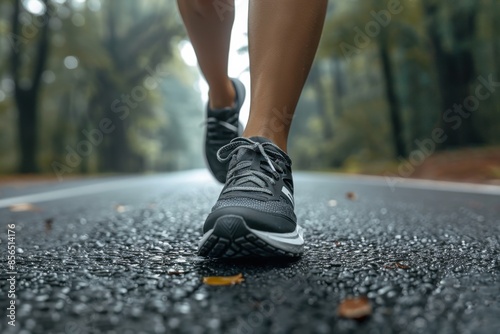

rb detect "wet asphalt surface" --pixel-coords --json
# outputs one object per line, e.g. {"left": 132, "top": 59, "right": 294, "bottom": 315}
{"left": 0, "top": 170, "right": 499, "bottom": 334}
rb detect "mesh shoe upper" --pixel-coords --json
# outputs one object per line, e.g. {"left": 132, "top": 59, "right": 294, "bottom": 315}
{"left": 204, "top": 78, "right": 245, "bottom": 183}
{"left": 204, "top": 137, "right": 297, "bottom": 234}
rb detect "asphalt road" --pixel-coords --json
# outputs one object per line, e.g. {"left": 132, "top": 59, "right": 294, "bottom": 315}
{"left": 0, "top": 170, "right": 499, "bottom": 334}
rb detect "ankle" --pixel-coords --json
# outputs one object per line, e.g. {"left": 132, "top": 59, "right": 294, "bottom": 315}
{"left": 242, "top": 129, "right": 288, "bottom": 153}
{"left": 208, "top": 79, "right": 235, "bottom": 109}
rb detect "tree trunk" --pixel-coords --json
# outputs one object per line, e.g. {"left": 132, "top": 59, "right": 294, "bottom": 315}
{"left": 94, "top": 82, "right": 131, "bottom": 173}
{"left": 379, "top": 34, "right": 406, "bottom": 158}
{"left": 93, "top": 0, "right": 133, "bottom": 173}
{"left": 11, "top": 0, "right": 51, "bottom": 173}
{"left": 331, "top": 58, "right": 345, "bottom": 118}
{"left": 423, "top": 2, "right": 482, "bottom": 148}
{"left": 309, "top": 63, "right": 333, "bottom": 139}
{"left": 15, "top": 91, "right": 38, "bottom": 173}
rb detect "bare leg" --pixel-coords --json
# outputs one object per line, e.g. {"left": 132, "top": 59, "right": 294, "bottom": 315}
{"left": 177, "top": 0, "right": 236, "bottom": 109}
{"left": 244, "top": 0, "right": 328, "bottom": 151}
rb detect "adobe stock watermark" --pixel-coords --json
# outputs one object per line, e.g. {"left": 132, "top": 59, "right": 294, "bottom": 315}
{"left": 51, "top": 64, "right": 169, "bottom": 181}
{"left": 340, "top": 0, "right": 404, "bottom": 63}
{"left": 212, "top": 0, "right": 240, "bottom": 21}
{"left": 385, "top": 74, "right": 500, "bottom": 190}
{"left": 6, "top": 224, "right": 17, "bottom": 327}
{"left": 269, "top": 106, "right": 293, "bottom": 134}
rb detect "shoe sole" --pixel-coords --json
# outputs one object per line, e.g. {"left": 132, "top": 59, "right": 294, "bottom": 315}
{"left": 198, "top": 215, "right": 304, "bottom": 258}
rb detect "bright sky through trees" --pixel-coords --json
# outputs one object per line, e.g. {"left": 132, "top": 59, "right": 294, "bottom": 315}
{"left": 179, "top": 0, "right": 250, "bottom": 126}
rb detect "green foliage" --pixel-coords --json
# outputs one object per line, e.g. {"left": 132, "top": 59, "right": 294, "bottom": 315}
{"left": 0, "top": 0, "right": 203, "bottom": 174}
{"left": 1, "top": 0, "right": 499, "bottom": 175}
{"left": 289, "top": 0, "right": 500, "bottom": 171}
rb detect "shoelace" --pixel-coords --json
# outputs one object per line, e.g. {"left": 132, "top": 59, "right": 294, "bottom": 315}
{"left": 203, "top": 113, "right": 239, "bottom": 145}
{"left": 217, "top": 138, "right": 286, "bottom": 196}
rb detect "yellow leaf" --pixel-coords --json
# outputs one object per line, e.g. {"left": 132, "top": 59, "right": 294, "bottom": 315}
{"left": 203, "top": 273, "right": 244, "bottom": 286}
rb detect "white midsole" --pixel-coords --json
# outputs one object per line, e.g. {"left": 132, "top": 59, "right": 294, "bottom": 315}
{"left": 199, "top": 224, "right": 304, "bottom": 254}
{"left": 251, "top": 225, "right": 304, "bottom": 246}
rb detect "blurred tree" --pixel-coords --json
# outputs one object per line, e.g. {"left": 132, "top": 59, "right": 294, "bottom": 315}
{"left": 373, "top": 0, "right": 406, "bottom": 158}
{"left": 290, "top": 0, "right": 500, "bottom": 172}
{"left": 34, "top": 0, "right": 191, "bottom": 176}
{"left": 86, "top": 0, "right": 184, "bottom": 172}
{"left": 1, "top": 0, "right": 499, "bottom": 176}
{"left": 0, "top": 0, "right": 203, "bottom": 175}
{"left": 422, "top": 0, "right": 483, "bottom": 148}
{"left": 312, "top": 0, "right": 402, "bottom": 164}
{"left": 10, "top": 0, "right": 51, "bottom": 173}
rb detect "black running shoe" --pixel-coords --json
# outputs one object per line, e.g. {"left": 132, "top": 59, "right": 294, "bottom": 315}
{"left": 204, "top": 78, "right": 246, "bottom": 183}
{"left": 198, "top": 137, "right": 304, "bottom": 258}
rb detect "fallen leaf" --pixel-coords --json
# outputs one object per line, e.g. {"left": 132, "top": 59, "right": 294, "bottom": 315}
{"left": 395, "top": 262, "right": 410, "bottom": 269}
{"left": 328, "top": 200, "right": 338, "bottom": 207}
{"left": 346, "top": 192, "right": 357, "bottom": 200}
{"left": 338, "top": 296, "right": 372, "bottom": 319}
{"left": 9, "top": 203, "right": 41, "bottom": 212}
{"left": 115, "top": 205, "right": 128, "bottom": 213}
{"left": 45, "top": 218, "right": 54, "bottom": 232}
{"left": 167, "top": 269, "right": 185, "bottom": 276}
{"left": 383, "top": 262, "right": 410, "bottom": 270}
{"left": 203, "top": 273, "right": 244, "bottom": 286}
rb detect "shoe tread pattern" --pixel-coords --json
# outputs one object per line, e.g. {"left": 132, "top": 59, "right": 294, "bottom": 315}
{"left": 198, "top": 216, "right": 300, "bottom": 258}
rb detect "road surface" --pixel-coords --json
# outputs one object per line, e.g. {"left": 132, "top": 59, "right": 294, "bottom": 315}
{"left": 0, "top": 170, "right": 499, "bottom": 334}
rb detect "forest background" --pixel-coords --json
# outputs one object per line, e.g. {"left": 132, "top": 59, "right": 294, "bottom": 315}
{"left": 1, "top": 0, "right": 499, "bottom": 184}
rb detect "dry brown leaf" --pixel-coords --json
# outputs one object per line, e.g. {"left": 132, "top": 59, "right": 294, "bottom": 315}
{"left": 203, "top": 273, "right": 244, "bottom": 286}
{"left": 167, "top": 269, "right": 185, "bottom": 276}
{"left": 383, "top": 262, "right": 410, "bottom": 270}
{"left": 338, "top": 296, "right": 372, "bottom": 319}
{"left": 9, "top": 203, "right": 41, "bottom": 212}
{"left": 346, "top": 192, "right": 357, "bottom": 200}
{"left": 395, "top": 262, "right": 410, "bottom": 269}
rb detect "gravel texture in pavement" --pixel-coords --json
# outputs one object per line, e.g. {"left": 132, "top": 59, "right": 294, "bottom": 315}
{"left": 0, "top": 171, "right": 499, "bottom": 334}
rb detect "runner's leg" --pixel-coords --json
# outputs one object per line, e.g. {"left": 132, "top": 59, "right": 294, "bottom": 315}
{"left": 244, "top": 0, "right": 328, "bottom": 151}
{"left": 177, "top": 0, "right": 236, "bottom": 109}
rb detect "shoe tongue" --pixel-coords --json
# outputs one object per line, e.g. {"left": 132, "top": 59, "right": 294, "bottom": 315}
{"left": 230, "top": 139, "right": 271, "bottom": 189}
{"left": 234, "top": 137, "right": 273, "bottom": 162}
{"left": 230, "top": 137, "right": 281, "bottom": 176}
{"left": 246, "top": 137, "right": 290, "bottom": 164}
{"left": 228, "top": 137, "right": 287, "bottom": 163}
